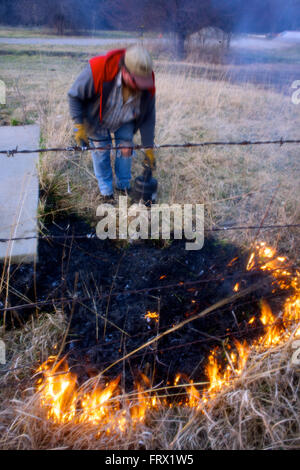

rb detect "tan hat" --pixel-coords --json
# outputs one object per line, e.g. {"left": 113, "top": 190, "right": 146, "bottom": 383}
{"left": 124, "top": 45, "right": 154, "bottom": 89}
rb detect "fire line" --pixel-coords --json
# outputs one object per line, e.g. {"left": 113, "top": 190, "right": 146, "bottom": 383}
{"left": 36, "top": 242, "right": 300, "bottom": 433}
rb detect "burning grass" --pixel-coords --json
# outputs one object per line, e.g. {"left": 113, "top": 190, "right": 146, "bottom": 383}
{"left": 0, "top": 242, "right": 299, "bottom": 449}
{"left": 1, "top": 338, "right": 299, "bottom": 450}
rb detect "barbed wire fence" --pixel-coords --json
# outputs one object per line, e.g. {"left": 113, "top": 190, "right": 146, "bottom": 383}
{"left": 0, "top": 136, "right": 299, "bottom": 242}
{"left": 0, "top": 224, "right": 299, "bottom": 244}
{"left": 0, "top": 136, "right": 299, "bottom": 382}
{"left": 1, "top": 137, "right": 300, "bottom": 157}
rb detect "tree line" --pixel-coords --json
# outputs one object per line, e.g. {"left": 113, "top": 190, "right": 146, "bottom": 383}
{"left": 0, "top": 0, "right": 299, "bottom": 55}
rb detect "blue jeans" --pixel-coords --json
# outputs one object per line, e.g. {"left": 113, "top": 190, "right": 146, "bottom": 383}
{"left": 89, "top": 122, "right": 135, "bottom": 196}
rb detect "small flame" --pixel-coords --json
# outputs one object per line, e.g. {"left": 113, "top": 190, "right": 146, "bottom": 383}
{"left": 227, "top": 257, "right": 238, "bottom": 267}
{"left": 233, "top": 282, "right": 240, "bottom": 292}
{"left": 187, "top": 380, "right": 200, "bottom": 407}
{"left": 204, "top": 340, "right": 250, "bottom": 401}
{"left": 36, "top": 356, "right": 77, "bottom": 423}
{"left": 173, "top": 373, "right": 200, "bottom": 407}
{"left": 246, "top": 252, "right": 255, "bottom": 271}
{"left": 131, "top": 373, "right": 150, "bottom": 423}
{"left": 144, "top": 311, "right": 159, "bottom": 323}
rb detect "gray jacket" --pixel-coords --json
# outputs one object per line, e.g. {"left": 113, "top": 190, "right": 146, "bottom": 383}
{"left": 68, "top": 63, "right": 155, "bottom": 146}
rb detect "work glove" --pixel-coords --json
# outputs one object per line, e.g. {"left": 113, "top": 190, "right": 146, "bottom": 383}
{"left": 73, "top": 123, "right": 89, "bottom": 147}
{"left": 143, "top": 148, "right": 156, "bottom": 170}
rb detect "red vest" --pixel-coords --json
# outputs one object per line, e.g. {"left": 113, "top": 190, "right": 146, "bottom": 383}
{"left": 89, "top": 49, "right": 155, "bottom": 122}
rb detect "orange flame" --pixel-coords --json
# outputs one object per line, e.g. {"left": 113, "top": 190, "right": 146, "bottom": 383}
{"left": 36, "top": 356, "right": 77, "bottom": 423}
{"left": 233, "top": 282, "right": 240, "bottom": 292}
{"left": 173, "top": 373, "right": 200, "bottom": 407}
{"left": 144, "top": 311, "right": 159, "bottom": 323}
{"left": 257, "top": 300, "right": 282, "bottom": 347}
{"left": 36, "top": 360, "right": 157, "bottom": 432}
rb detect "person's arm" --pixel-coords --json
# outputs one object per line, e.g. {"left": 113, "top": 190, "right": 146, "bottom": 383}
{"left": 140, "top": 95, "right": 156, "bottom": 168}
{"left": 139, "top": 95, "right": 155, "bottom": 148}
{"left": 67, "top": 63, "right": 95, "bottom": 124}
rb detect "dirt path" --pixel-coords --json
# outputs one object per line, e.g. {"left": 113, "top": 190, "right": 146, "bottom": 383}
{"left": 0, "top": 37, "right": 137, "bottom": 46}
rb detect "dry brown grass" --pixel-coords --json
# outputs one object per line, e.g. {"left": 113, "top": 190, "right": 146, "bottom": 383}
{"left": 2, "top": 47, "right": 299, "bottom": 253}
{"left": 0, "top": 333, "right": 299, "bottom": 450}
{"left": 1, "top": 45, "right": 300, "bottom": 450}
{"left": 0, "top": 309, "right": 66, "bottom": 440}
{"left": 0, "top": 310, "right": 66, "bottom": 387}
{"left": 34, "top": 64, "right": 300, "bottom": 256}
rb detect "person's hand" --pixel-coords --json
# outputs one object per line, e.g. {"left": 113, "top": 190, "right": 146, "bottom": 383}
{"left": 143, "top": 148, "right": 156, "bottom": 169}
{"left": 73, "top": 123, "right": 89, "bottom": 147}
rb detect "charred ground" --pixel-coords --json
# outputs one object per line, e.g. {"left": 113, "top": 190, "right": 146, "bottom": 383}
{"left": 2, "top": 216, "right": 289, "bottom": 393}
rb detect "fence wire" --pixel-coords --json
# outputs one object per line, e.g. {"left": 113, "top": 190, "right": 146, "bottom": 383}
{"left": 1, "top": 137, "right": 300, "bottom": 157}
{"left": 0, "top": 136, "right": 299, "bottom": 242}
{"left": 0, "top": 224, "right": 299, "bottom": 244}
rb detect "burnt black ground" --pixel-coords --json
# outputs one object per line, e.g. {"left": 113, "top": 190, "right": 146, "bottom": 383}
{"left": 2, "top": 216, "right": 288, "bottom": 392}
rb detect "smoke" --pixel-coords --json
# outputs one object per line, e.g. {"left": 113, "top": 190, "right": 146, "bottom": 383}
{"left": 211, "top": 0, "right": 300, "bottom": 34}
{"left": 0, "top": 0, "right": 299, "bottom": 34}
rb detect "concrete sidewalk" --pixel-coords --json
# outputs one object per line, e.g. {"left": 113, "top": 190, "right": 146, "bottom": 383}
{"left": 0, "top": 125, "right": 40, "bottom": 263}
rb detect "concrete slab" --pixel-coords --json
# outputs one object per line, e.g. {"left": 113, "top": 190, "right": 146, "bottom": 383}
{"left": 0, "top": 125, "right": 40, "bottom": 263}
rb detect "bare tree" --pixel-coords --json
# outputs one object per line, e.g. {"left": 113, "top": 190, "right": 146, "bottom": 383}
{"left": 102, "top": 0, "right": 215, "bottom": 58}
{"left": 1, "top": 0, "right": 299, "bottom": 40}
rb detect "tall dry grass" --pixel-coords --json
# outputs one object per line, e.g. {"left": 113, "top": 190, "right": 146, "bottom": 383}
{"left": 0, "top": 310, "right": 66, "bottom": 431}
{"left": 1, "top": 50, "right": 300, "bottom": 449}
{"left": 0, "top": 334, "right": 299, "bottom": 450}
